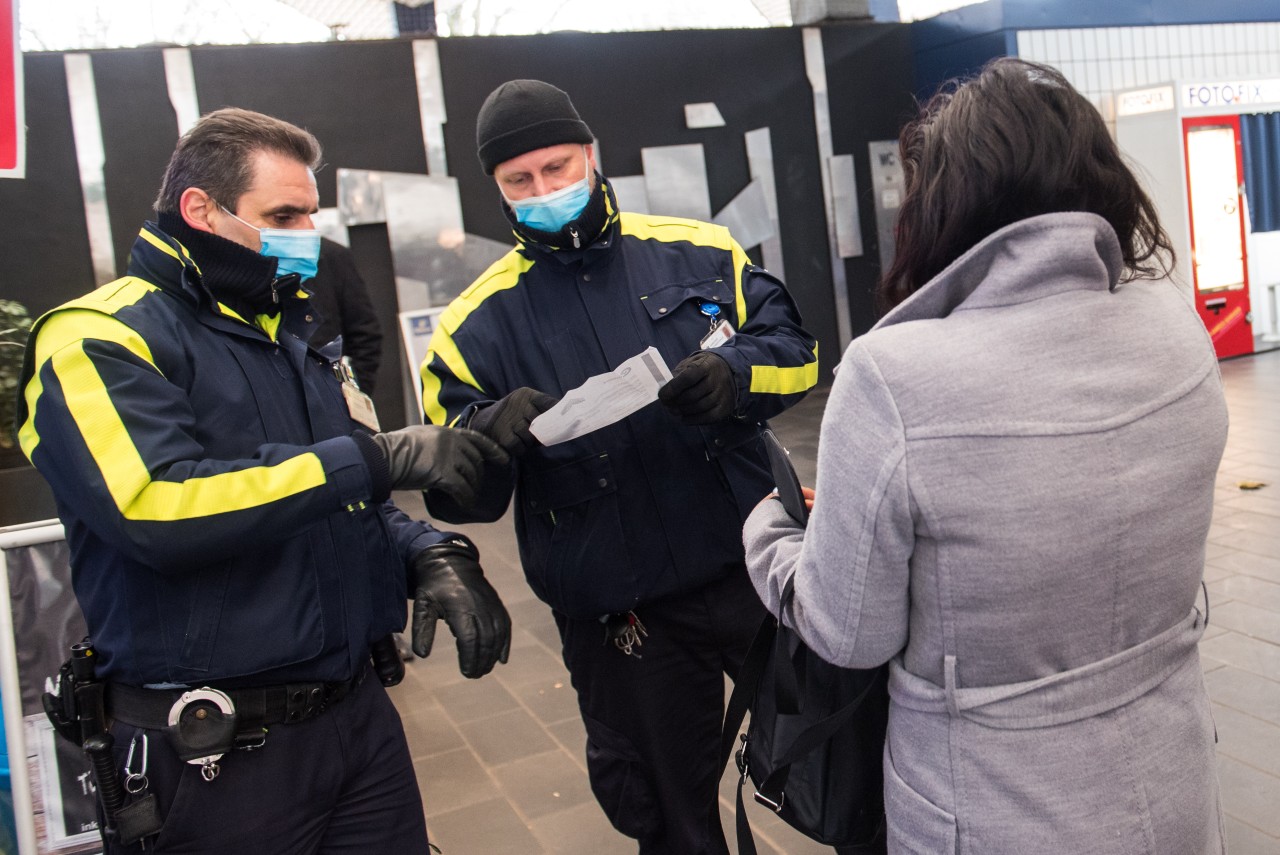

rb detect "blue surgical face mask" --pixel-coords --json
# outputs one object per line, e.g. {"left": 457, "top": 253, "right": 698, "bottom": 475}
{"left": 503, "top": 148, "right": 593, "bottom": 233}
{"left": 221, "top": 205, "right": 322, "bottom": 281}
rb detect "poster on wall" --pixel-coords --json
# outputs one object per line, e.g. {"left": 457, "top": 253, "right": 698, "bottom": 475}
{"left": 1, "top": 528, "right": 103, "bottom": 854}
{"left": 32, "top": 719, "right": 100, "bottom": 851}
{"left": 399, "top": 307, "right": 446, "bottom": 421}
{"left": 0, "top": 0, "right": 25, "bottom": 179}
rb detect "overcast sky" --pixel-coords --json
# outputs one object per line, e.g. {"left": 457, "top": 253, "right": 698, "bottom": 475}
{"left": 18, "top": 0, "right": 983, "bottom": 52}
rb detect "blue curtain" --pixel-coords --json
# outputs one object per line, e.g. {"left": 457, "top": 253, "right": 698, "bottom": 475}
{"left": 1241, "top": 112, "right": 1280, "bottom": 233}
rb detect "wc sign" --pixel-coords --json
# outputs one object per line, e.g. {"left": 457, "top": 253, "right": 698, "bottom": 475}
{"left": 1182, "top": 79, "right": 1280, "bottom": 109}
{"left": 0, "top": 0, "right": 22, "bottom": 178}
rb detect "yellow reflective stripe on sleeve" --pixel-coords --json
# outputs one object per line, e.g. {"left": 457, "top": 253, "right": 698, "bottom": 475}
{"left": 749, "top": 344, "right": 820, "bottom": 395}
{"left": 19, "top": 309, "right": 159, "bottom": 459}
{"left": 419, "top": 250, "right": 534, "bottom": 424}
{"left": 730, "top": 239, "right": 750, "bottom": 328}
{"left": 29, "top": 311, "right": 327, "bottom": 521}
{"left": 49, "top": 341, "right": 327, "bottom": 520}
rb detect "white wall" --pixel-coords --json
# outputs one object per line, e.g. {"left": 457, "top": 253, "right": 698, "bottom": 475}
{"left": 1016, "top": 22, "right": 1280, "bottom": 128}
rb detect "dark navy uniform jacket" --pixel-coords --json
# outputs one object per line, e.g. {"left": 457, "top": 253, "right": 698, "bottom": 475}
{"left": 18, "top": 224, "right": 448, "bottom": 686}
{"left": 421, "top": 181, "right": 819, "bottom": 619}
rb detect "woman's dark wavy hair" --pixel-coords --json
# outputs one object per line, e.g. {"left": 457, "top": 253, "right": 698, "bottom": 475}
{"left": 878, "top": 57, "right": 1174, "bottom": 313}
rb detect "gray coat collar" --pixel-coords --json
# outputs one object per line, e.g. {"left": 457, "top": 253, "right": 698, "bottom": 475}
{"left": 875, "top": 212, "right": 1125, "bottom": 331}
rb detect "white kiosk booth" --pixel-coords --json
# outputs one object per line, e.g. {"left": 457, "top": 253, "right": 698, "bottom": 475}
{"left": 1116, "top": 77, "right": 1280, "bottom": 358}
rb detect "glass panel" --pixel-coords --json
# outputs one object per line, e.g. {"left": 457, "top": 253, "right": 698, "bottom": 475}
{"left": 1186, "top": 126, "right": 1245, "bottom": 292}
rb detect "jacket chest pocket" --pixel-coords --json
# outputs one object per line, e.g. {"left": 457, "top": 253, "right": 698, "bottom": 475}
{"left": 638, "top": 278, "right": 735, "bottom": 359}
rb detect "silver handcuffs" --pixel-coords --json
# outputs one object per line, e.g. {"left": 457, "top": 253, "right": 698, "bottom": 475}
{"left": 167, "top": 687, "right": 235, "bottom": 781}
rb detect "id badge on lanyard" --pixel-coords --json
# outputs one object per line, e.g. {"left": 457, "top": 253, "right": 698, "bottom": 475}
{"left": 335, "top": 359, "right": 381, "bottom": 431}
{"left": 698, "top": 302, "right": 735, "bottom": 350}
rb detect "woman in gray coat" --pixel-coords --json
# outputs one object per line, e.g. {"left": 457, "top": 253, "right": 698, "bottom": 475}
{"left": 744, "top": 59, "right": 1227, "bottom": 854}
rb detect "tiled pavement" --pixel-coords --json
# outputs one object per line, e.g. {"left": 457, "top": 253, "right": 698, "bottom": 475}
{"left": 390, "top": 347, "right": 1280, "bottom": 854}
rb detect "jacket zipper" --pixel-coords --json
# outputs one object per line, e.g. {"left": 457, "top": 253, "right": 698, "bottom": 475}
{"left": 568, "top": 226, "right": 581, "bottom": 249}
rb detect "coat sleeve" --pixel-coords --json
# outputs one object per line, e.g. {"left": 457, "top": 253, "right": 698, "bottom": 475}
{"left": 743, "top": 340, "right": 911, "bottom": 669}
{"left": 709, "top": 240, "right": 819, "bottom": 421}
{"left": 18, "top": 309, "right": 378, "bottom": 573}
{"left": 417, "top": 302, "right": 515, "bottom": 524}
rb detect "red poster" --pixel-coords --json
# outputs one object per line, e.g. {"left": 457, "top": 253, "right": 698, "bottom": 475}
{"left": 0, "top": 0, "right": 22, "bottom": 178}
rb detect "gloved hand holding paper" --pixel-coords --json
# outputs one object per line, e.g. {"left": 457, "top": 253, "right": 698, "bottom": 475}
{"left": 529, "top": 347, "right": 673, "bottom": 445}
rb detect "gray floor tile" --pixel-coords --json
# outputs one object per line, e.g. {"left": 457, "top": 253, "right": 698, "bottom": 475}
{"left": 1204, "top": 549, "right": 1280, "bottom": 583}
{"left": 1212, "top": 601, "right": 1280, "bottom": 645}
{"left": 1199, "top": 631, "right": 1280, "bottom": 680}
{"left": 398, "top": 699, "right": 468, "bottom": 760}
{"left": 427, "top": 797, "right": 547, "bottom": 855}
{"left": 1218, "top": 754, "right": 1280, "bottom": 837}
{"left": 1225, "top": 816, "right": 1280, "bottom": 855}
{"left": 1215, "top": 576, "right": 1280, "bottom": 610}
{"left": 458, "top": 706, "right": 558, "bottom": 766}
{"left": 1205, "top": 666, "right": 1280, "bottom": 726}
{"left": 491, "top": 749, "right": 598, "bottom": 820}
{"left": 434, "top": 672, "right": 521, "bottom": 723}
{"left": 1212, "top": 703, "right": 1280, "bottom": 777}
{"left": 416, "top": 747, "right": 501, "bottom": 818}
{"left": 527, "top": 799, "right": 634, "bottom": 854}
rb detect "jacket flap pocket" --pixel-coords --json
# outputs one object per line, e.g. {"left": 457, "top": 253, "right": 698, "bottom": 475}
{"left": 639, "top": 278, "right": 733, "bottom": 322}
{"left": 525, "top": 452, "right": 617, "bottom": 512}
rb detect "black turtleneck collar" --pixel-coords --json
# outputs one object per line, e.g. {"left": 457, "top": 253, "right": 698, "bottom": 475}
{"left": 505, "top": 172, "right": 615, "bottom": 254}
{"left": 157, "top": 211, "right": 282, "bottom": 319}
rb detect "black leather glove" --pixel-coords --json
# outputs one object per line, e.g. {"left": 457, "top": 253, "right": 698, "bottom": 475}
{"left": 468, "top": 387, "right": 558, "bottom": 456}
{"left": 369, "top": 425, "right": 508, "bottom": 503}
{"left": 410, "top": 538, "right": 511, "bottom": 679}
{"left": 657, "top": 351, "right": 737, "bottom": 425}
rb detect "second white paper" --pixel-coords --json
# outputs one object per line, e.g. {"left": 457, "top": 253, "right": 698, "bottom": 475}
{"left": 529, "top": 346, "right": 673, "bottom": 446}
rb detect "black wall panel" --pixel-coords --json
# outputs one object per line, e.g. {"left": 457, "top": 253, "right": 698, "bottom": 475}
{"left": 1, "top": 55, "right": 93, "bottom": 318}
{"left": 92, "top": 49, "right": 181, "bottom": 276}
{"left": 189, "top": 40, "right": 428, "bottom": 208}
{"left": 824, "top": 23, "right": 919, "bottom": 336}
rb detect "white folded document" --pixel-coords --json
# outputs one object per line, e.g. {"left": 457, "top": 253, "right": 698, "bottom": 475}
{"left": 529, "top": 346, "right": 673, "bottom": 446}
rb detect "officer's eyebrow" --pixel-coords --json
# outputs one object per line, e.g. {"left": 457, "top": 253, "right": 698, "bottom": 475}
{"left": 262, "top": 204, "right": 320, "bottom": 216}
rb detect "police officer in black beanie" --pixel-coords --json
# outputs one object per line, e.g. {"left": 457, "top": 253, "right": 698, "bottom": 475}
{"left": 420, "top": 80, "right": 819, "bottom": 854}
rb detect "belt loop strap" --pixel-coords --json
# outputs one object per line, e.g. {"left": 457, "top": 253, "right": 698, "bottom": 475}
{"left": 943, "top": 654, "right": 961, "bottom": 717}
{"left": 234, "top": 690, "right": 267, "bottom": 750}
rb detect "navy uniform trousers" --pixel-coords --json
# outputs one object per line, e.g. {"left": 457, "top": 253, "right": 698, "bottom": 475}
{"left": 555, "top": 568, "right": 766, "bottom": 855}
{"left": 101, "top": 668, "right": 428, "bottom": 854}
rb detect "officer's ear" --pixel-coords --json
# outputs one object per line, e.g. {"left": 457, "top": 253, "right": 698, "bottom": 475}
{"left": 179, "top": 187, "right": 219, "bottom": 234}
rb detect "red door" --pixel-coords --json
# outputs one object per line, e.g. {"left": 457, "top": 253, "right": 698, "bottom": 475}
{"left": 1182, "top": 115, "right": 1254, "bottom": 359}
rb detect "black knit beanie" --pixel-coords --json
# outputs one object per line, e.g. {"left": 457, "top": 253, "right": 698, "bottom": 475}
{"left": 476, "top": 80, "right": 594, "bottom": 175}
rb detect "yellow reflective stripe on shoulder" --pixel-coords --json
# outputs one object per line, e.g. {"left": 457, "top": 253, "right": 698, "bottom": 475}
{"left": 618, "top": 212, "right": 732, "bottom": 250}
{"left": 749, "top": 343, "right": 820, "bottom": 396}
{"left": 619, "top": 214, "right": 747, "bottom": 325}
{"left": 139, "top": 227, "right": 182, "bottom": 262}
{"left": 19, "top": 308, "right": 160, "bottom": 459}
{"left": 420, "top": 249, "right": 532, "bottom": 424}
{"left": 47, "top": 337, "right": 326, "bottom": 521}
{"left": 729, "top": 239, "right": 749, "bottom": 328}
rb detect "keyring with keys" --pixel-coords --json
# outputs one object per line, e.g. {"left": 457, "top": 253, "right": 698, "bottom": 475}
{"left": 123, "top": 732, "right": 149, "bottom": 794}
{"left": 167, "top": 687, "right": 235, "bottom": 782}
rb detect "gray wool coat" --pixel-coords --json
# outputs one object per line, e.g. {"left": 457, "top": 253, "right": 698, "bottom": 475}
{"left": 744, "top": 213, "right": 1228, "bottom": 855}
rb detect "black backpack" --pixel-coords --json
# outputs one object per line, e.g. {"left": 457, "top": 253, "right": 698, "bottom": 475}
{"left": 722, "top": 430, "right": 889, "bottom": 852}
{"left": 720, "top": 577, "right": 889, "bottom": 853}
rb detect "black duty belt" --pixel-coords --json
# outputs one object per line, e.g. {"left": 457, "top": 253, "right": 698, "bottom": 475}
{"left": 106, "top": 666, "right": 366, "bottom": 732}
